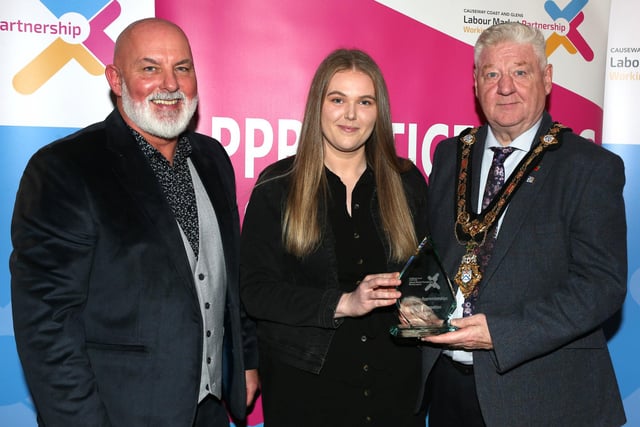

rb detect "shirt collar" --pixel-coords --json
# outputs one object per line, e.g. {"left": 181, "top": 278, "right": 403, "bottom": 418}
{"left": 486, "top": 117, "right": 543, "bottom": 153}
{"left": 129, "top": 127, "right": 192, "bottom": 165}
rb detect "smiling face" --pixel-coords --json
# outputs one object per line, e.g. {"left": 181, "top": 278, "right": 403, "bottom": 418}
{"left": 106, "top": 20, "right": 198, "bottom": 147}
{"left": 321, "top": 69, "right": 377, "bottom": 163}
{"left": 474, "top": 41, "right": 552, "bottom": 145}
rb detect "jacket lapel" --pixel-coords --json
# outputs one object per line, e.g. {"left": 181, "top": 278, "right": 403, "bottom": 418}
{"left": 479, "top": 113, "right": 556, "bottom": 287}
{"left": 189, "top": 139, "right": 235, "bottom": 263}
{"left": 470, "top": 126, "right": 489, "bottom": 215}
{"left": 103, "top": 111, "right": 198, "bottom": 303}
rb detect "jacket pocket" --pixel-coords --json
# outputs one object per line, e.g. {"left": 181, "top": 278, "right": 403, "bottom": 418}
{"left": 563, "top": 330, "right": 606, "bottom": 350}
{"left": 86, "top": 341, "right": 147, "bottom": 353}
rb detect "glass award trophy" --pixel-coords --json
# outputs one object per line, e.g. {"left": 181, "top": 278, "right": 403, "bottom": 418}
{"left": 390, "top": 236, "right": 458, "bottom": 338}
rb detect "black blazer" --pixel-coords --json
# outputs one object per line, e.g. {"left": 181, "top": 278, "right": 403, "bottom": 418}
{"left": 10, "top": 110, "right": 257, "bottom": 426}
{"left": 422, "top": 112, "right": 627, "bottom": 426}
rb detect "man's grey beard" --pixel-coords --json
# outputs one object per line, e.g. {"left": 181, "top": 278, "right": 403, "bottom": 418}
{"left": 121, "top": 82, "right": 198, "bottom": 139}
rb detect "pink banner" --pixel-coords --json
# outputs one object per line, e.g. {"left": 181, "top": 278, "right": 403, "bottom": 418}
{"left": 156, "top": 0, "right": 602, "bottom": 216}
{"left": 154, "top": 2, "right": 607, "bottom": 425}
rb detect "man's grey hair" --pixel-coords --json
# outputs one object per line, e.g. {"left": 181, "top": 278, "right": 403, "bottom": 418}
{"left": 474, "top": 22, "right": 547, "bottom": 71}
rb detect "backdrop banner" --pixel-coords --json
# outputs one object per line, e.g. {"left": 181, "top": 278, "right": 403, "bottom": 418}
{"left": 2, "top": 1, "right": 637, "bottom": 426}
{"left": 0, "top": 1, "right": 156, "bottom": 425}
{"left": 602, "top": 0, "right": 640, "bottom": 425}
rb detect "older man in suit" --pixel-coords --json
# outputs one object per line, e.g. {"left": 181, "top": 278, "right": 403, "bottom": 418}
{"left": 10, "top": 18, "right": 258, "bottom": 426}
{"left": 421, "top": 22, "right": 627, "bottom": 426}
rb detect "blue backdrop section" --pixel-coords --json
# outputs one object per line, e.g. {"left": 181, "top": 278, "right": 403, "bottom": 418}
{"left": 1, "top": 125, "right": 78, "bottom": 304}
{"left": 0, "top": 125, "right": 79, "bottom": 427}
{"left": 605, "top": 143, "right": 640, "bottom": 427}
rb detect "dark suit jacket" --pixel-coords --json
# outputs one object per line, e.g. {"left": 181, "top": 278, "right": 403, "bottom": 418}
{"left": 422, "top": 112, "right": 627, "bottom": 426}
{"left": 10, "top": 110, "right": 258, "bottom": 426}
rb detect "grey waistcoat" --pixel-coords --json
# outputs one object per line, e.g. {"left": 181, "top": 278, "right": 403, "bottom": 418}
{"left": 179, "top": 160, "right": 227, "bottom": 402}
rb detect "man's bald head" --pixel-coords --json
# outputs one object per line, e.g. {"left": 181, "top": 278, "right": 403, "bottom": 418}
{"left": 112, "top": 18, "right": 193, "bottom": 67}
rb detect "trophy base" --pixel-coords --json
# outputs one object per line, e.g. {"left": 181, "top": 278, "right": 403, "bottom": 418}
{"left": 389, "top": 323, "right": 458, "bottom": 338}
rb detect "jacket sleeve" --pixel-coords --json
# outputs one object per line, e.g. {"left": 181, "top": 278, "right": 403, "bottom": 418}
{"left": 487, "top": 146, "right": 628, "bottom": 372}
{"left": 239, "top": 177, "right": 343, "bottom": 329}
{"left": 10, "top": 148, "right": 112, "bottom": 426}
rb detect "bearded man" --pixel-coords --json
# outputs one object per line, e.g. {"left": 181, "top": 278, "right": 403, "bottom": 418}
{"left": 10, "top": 18, "right": 258, "bottom": 427}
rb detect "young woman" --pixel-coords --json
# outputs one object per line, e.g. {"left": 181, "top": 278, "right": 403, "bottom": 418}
{"left": 240, "top": 49, "right": 428, "bottom": 427}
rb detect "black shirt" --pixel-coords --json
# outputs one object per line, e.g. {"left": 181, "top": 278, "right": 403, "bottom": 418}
{"left": 132, "top": 130, "right": 199, "bottom": 257}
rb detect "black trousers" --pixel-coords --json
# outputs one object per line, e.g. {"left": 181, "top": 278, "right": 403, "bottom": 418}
{"left": 193, "top": 395, "right": 229, "bottom": 427}
{"left": 426, "top": 354, "right": 486, "bottom": 427}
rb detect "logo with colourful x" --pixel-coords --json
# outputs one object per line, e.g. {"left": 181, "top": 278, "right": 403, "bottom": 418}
{"left": 12, "top": 0, "right": 121, "bottom": 94}
{"left": 544, "top": 0, "right": 593, "bottom": 61}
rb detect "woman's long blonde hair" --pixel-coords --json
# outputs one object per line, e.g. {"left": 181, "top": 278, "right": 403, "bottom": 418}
{"left": 283, "top": 49, "right": 418, "bottom": 262}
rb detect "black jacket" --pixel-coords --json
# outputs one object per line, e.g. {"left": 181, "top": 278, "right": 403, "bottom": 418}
{"left": 11, "top": 110, "right": 258, "bottom": 426}
{"left": 240, "top": 156, "right": 428, "bottom": 373}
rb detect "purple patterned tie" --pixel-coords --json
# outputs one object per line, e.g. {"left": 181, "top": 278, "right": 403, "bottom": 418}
{"left": 463, "top": 146, "right": 514, "bottom": 316}
{"left": 482, "top": 146, "right": 515, "bottom": 210}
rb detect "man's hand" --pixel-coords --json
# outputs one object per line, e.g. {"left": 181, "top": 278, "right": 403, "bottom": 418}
{"left": 422, "top": 314, "right": 493, "bottom": 350}
{"left": 245, "top": 369, "right": 260, "bottom": 406}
